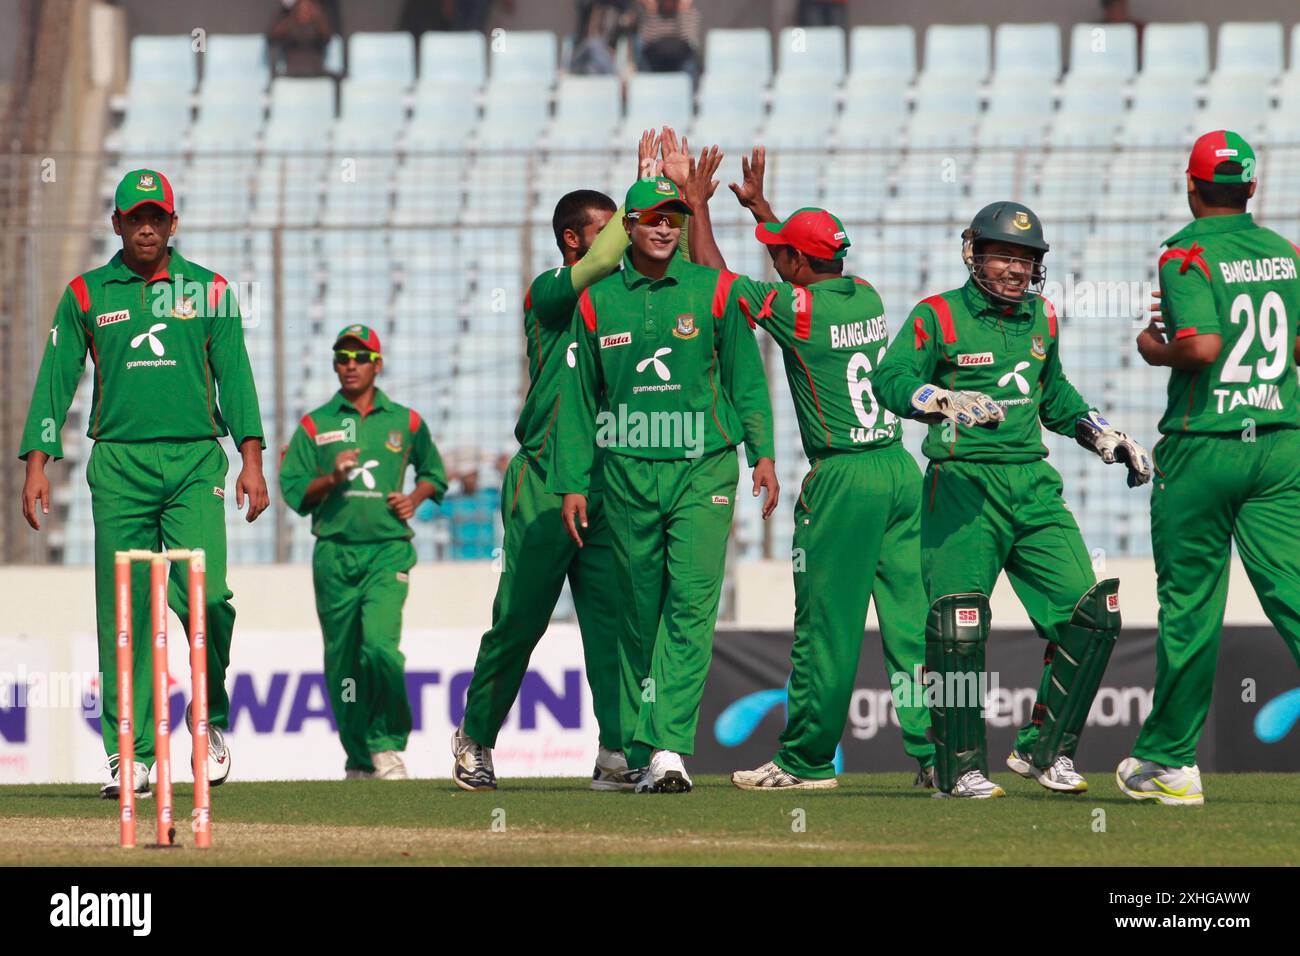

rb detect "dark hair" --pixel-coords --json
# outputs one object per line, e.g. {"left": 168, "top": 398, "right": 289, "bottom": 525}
{"left": 1192, "top": 167, "right": 1251, "bottom": 209}
{"left": 552, "top": 189, "right": 617, "bottom": 252}
{"left": 804, "top": 254, "right": 844, "bottom": 274}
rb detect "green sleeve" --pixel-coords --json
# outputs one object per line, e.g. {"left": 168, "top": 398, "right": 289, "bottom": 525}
{"left": 549, "top": 297, "right": 601, "bottom": 495}
{"left": 411, "top": 418, "right": 448, "bottom": 503}
{"left": 277, "top": 423, "right": 319, "bottom": 517}
{"left": 569, "top": 204, "right": 629, "bottom": 292}
{"left": 207, "top": 286, "right": 265, "bottom": 448}
{"left": 874, "top": 305, "right": 942, "bottom": 418}
{"left": 730, "top": 275, "right": 794, "bottom": 347}
{"left": 1037, "top": 334, "right": 1094, "bottom": 436}
{"left": 719, "top": 294, "right": 775, "bottom": 464}
{"left": 19, "top": 285, "right": 90, "bottom": 461}
{"left": 1159, "top": 254, "right": 1220, "bottom": 338}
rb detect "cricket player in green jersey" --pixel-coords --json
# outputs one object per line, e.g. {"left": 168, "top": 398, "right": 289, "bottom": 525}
{"left": 874, "top": 200, "right": 1153, "bottom": 799}
{"left": 279, "top": 325, "right": 447, "bottom": 779}
{"left": 19, "top": 169, "right": 267, "bottom": 797}
{"left": 451, "top": 134, "right": 670, "bottom": 792}
{"left": 679, "top": 145, "right": 935, "bottom": 790}
{"left": 1118, "top": 131, "right": 1300, "bottom": 806}
{"left": 553, "top": 175, "right": 779, "bottom": 794}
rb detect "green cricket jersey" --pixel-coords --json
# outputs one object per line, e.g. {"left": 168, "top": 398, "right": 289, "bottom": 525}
{"left": 874, "top": 278, "right": 1092, "bottom": 463}
{"left": 19, "top": 248, "right": 264, "bottom": 459}
{"left": 730, "top": 274, "right": 899, "bottom": 458}
{"left": 552, "top": 252, "right": 776, "bottom": 495}
{"left": 279, "top": 387, "right": 447, "bottom": 542}
{"left": 1156, "top": 212, "right": 1300, "bottom": 434}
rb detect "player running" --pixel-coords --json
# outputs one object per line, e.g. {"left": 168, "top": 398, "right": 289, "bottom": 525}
{"left": 680, "top": 145, "right": 935, "bottom": 790}
{"left": 450, "top": 133, "right": 663, "bottom": 792}
{"left": 873, "top": 201, "right": 1152, "bottom": 799}
{"left": 553, "top": 172, "right": 778, "bottom": 795}
{"left": 1118, "top": 131, "right": 1300, "bottom": 806}
{"left": 279, "top": 325, "right": 447, "bottom": 780}
{"left": 19, "top": 169, "right": 267, "bottom": 797}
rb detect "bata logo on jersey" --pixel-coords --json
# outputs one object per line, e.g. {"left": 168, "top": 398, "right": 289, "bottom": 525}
{"left": 956, "top": 609, "right": 979, "bottom": 628}
{"left": 1107, "top": 593, "right": 1120, "bottom": 613}
{"left": 314, "top": 430, "right": 349, "bottom": 445}
{"left": 95, "top": 309, "right": 131, "bottom": 328}
{"left": 395, "top": 572, "right": 409, "bottom": 583}
{"left": 125, "top": 323, "right": 177, "bottom": 369}
{"left": 712, "top": 495, "right": 730, "bottom": 505}
{"left": 957, "top": 352, "right": 994, "bottom": 367}
{"left": 829, "top": 316, "right": 887, "bottom": 349}
{"left": 1219, "top": 258, "right": 1300, "bottom": 284}
{"left": 600, "top": 332, "right": 632, "bottom": 349}
{"left": 212, "top": 486, "right": 224, "bottom": 499}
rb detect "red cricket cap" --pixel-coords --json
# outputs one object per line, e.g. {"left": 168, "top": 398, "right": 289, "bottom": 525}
{"left": 755, "top": 207, "right": 851, "bottom": 260}
{"left": 1187, "top": 130, "right": 1257, "bottom": 184}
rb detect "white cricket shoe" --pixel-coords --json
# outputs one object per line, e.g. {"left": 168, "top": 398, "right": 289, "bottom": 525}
{"left": 1007, "top": 749, "right": 1088, "bottom": 793}
{"left": 1116, "top": 757, "right": 1204, "bottom": 806}
{"left": 185, "top": 702, "right": 231, "bottom": 787}
{"left": 933, "top": 769, "right": 1006, "bottom": 799}
{"left": 636, "top": 749, "right": 692, "bottom": 793}
{"left": 100, "top": 754, "right": 150, "bottom": 800}
{"left": 451, "top": 725, "right": 497, "bottom": 791}
{"left": 591, "top": 747, "right": 643, "bottom": 791}
{"left": 731, "top": 760, "right": 837, "bottom": 791}
{"left": 371, "top": 751, "right": 409, "bottom": 780}
{"left": 345, "top": 766, "right": 375, "bottom": 780}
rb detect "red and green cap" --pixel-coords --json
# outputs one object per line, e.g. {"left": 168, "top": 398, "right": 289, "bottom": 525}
{"left": 114, "top": 168, "right": 175, "bottom": 215}
{"left": 755, "top": 207, "right": 851, "bottom": 260}
{"left": 625, "top": 177, "right": 692, "bottom": 217}
{"left": 1187, "top": 130, "right": 1257, "bottom": 184}
{"left": 332, "top": 324, "right": 382, "bottom": 354}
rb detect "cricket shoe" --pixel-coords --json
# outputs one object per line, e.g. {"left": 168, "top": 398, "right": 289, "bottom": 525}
{"left": 345, "top": 766, "right": 375, "bottom": 780}
{"left": 451, "top": 726, "right": 496, "bottom": 791}
{"left": 100, "top": 754, "right": 150, "bottom": 800}
{"left": 913, "top": 765, "right": 937, "bottom": 790}
{"left": 636, "top": 750, "right": 692, "bottom": 793}
{"left": 932, "top": 769, "right": 1006, "bottom": 799}
{"left": 1007, "top": 749, "right": 1088, "bottom": 793}
{"left": 731, "top": 761, "right": 837, "bottom": 791}
{"left": 1115, "top": 757, "right": 1204, "bottom": 806}
{"left": 591, "top": 747, "right": 643, "bottom": 791}
{"left": 185, "top": 702, "right": 231, "bottom": 787}
{"left": 371, "top": 751, "right": 409, "bottom": 780}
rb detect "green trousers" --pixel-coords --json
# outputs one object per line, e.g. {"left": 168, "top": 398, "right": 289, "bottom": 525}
{"left": 312, "top": 537, "right": 415, "bottom": 771}
{"left": 775, "top": 446, "right": 935, "bottom": 779}
{"left": 921, "top": 458, "right": 1097, "bottom": 757}
{"left": 89, "top": 440, "right": 235, "bottom": 763}
{"left": 603, "top": 447, "right": 740, "bottom": 760}
{"left": 1135, "top": 428, "right": 1300, "bottom": 766}
{"left": 462, "top": 453, "right": 621, "bottom": 751}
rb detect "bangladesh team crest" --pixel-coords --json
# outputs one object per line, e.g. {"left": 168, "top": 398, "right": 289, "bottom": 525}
{"left": 385, "top": 430, "right": 403, "bottom": 453}
{"left": 1030, "top": 334, "right": 1047, "bottom": 360}
{"left": 1013, "top": 211, "right": 1032, "bottom": 231}
{"left": 673, "top": 314, "right": 698, "bottom": 339}
{"left": 170, "top": 295, "right": 197, "bottom": 319}
{"left": 138, "top": 174, "right": 157, "bottom": 191}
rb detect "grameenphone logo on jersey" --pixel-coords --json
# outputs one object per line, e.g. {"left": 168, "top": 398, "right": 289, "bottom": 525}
{"left": 125, "top": 323, "right": 178, "bottom": 369}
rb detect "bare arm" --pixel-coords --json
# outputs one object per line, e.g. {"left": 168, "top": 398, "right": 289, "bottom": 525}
{"left": 684, "top": 144, "right": 726, "bottom": 270}
{"left": 1136, "top": 293, "right": 1223, "bottom": 370}
{"left": 729, "top": 147, "right": 779, "bottom": 226}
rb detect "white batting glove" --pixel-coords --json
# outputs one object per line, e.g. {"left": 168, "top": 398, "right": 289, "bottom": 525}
{"left": 1075, "top": 411, "right": 1153, "bottom": 487}
{"left": 910, "top": 385, "right": 1005, "bottom": 428}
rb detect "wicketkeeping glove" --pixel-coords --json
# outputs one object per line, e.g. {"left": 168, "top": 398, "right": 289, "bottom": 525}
{"left": 909, "top": 385, "right": 1005, "bottom": 428}
{"left": 1075, "top": 411, "right": 1153, "bottom": 487}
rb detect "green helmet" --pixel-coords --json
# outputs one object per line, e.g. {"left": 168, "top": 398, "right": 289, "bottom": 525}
{"left": 961, "top": 201, "right": 1049, "bottom": 304}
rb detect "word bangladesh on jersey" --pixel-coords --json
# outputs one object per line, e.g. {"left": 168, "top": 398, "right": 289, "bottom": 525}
{"left": 594, "top": 403, "right": 708, "bottom": 458}
{"left": 146, "top": 274, "right": 261, "bottom": 327}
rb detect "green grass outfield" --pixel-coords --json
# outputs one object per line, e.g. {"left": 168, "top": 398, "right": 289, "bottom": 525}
{"left": 1, "top": 773, "right": 1297, "bottom": 866}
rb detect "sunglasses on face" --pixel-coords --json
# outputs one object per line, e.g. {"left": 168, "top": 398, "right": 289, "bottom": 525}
{"left": 632, "top": 212, "right": 686, "bottom": 230}
{"left": 334, "top": 349, "right": 380, "bottom": 365}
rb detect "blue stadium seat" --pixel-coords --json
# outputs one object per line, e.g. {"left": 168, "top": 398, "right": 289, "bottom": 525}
{"left": 1141, "top": 23, "right": 1210, "bottom": 78}
{"left": 201, "top": 34, "right": 268, "bottom": 92}
{"left": 823, "top": 155, "right": 892, "bottom": 219}
{"left": 269, "top": 77, "right": 336, "bottom": 127}
{"left": 488, "top": 30, "right": 557, "bottom": 87}
{"left": 409, "top": 83, "right": 479, "bottom": 146}
{"left": 324, "top": 34, "right": 344, "bottom": 74}
{"left": 985, "top": 82, "right": 1054, "bottom": 117}
{"left": 692, "top": 76, "right": 766, "bottom": 146}
{"left": 623, "top": 73, "right": 693, "bottom": 138}
{"left": 1058, "top": 83, "right": 1125, "bottom": 116}
{"left": 848, "top": 26, "right": 916, "bottom": 81}
{"left": 763, "top": 75, "right": 838, "bottom": 147}
{"left": 419, "top": 31, "right": 486, "bottom": 88}
{"left": 338, "top": 79, "right": 408, "bottom": 127}
{"left": 1046, "top": 114, "right": 1120, "bottom": 149}
{"left": 1118, "top": 111, "right": 1189, "bottom": 147}
{"left": 835, "top": 79, "right": 908, "bottom": 146}
{"left": 993, "top": 23, "right": 1061, "bottom": 78}
{"left": 550, "top": 75, "right": 621, "bottom": 140}
{"left": 776, "top": 26, "right": 845, "bottom": 80}
{"left": 348, "top": 32, "right": 415, "bottom": 86}
{"left": 912, "top": 76, "right": 981, "bottom": 117}
{"left": 977, "top": 116, "right": 1048, "bottom": 148}
{"left": 1068, "top": 23, "right": 1137, "bottom": 78}
{"left": 1202, "top": 75, "right": 1272, "bottom": 121}
{"left": 704, "top": 28, "right": 772, "bottom": 84}
{"left": 921, "top": 24, "right": 991, "bottom": 80}
{"left": 1129, "top": 79, "right": 1199, "bottom": 116}
{"left": 129, "top": 35, "right": 197, "bottom": 90}
{"left": 1216, "top": 22, "right": 1283, "bottom": 77}
{"left": 112, "top": 99, "right": 192, "bottom": 152}
{"left": 475, "top": 84, "right": 550, "bottom": 149}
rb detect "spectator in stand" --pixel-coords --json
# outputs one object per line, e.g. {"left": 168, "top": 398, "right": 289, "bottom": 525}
{"left": 1101, "top": 0, "right": 1146, "bottom": 61}
{"left": 571, "top": 0, "right": 636, "bottom": 76}
{"left": 636, "top": 0, "right": 701, "bottom": 84}
{"left": 268, "top": 0, "right": 334, "bottom": 77}
{"left": 796, "top": 0, "right": 847, "bottom": 29}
